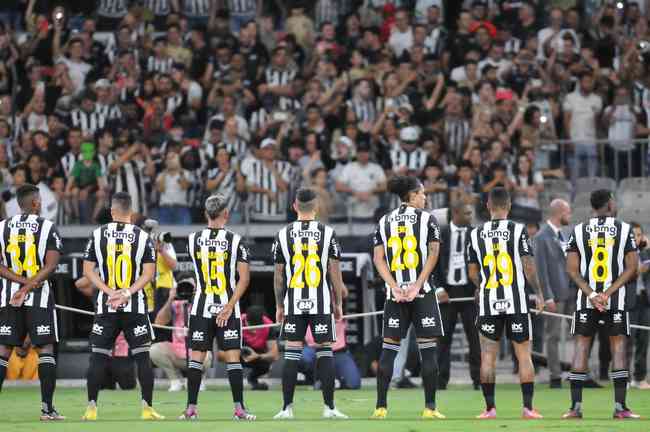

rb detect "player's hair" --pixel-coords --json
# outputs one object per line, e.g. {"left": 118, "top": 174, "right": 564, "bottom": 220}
{"left": 388, "top": 175, "right": 421, "bottom": 202}
{"left": 590, "top": 189, "right": 613, "bottom": 211}
{"left": 631, "top": 221, "right": 643, "bottom": 231}
{"left": 16, "top": 183, "right": 39, "bottom": 211}
{"left": 111, "top": 192, "right": 132, "bottom": 213}
{"left": 295, "top": 187, "right": 317, "bottom": 213}
{"left": 205, "top": 194, "right": 228, "bottom": 219}
{"left": 488, "top": 187, "right": 511, "bottom": 209}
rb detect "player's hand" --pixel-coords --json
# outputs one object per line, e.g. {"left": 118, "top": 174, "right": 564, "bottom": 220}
{"left": 598, "top": 293, "right": 609, "bottom": 312}
{"left": 390, "top": 285, "right": 406, "bottom": 303}
{"left": 243, "top": 351, "right": 259, "bottom": 362}
{"left": 334, "top": 303, "right": 343, "bottom": 321}
{"left": 275, "top": 306, "right": 285, "bottom": 324}
{"left": 436, "top": 289, "right": 449, "bottom": 303}
{"left": 535, "top": 295, "right": 545, "bottom": 313}
{"left": 10, "top": 288, "right": 28, "bottom": 307}
{"left": 404, "top": 283, "right": 421, "bottom": 302}
{"left": 216, "top": 303, "right": 233, "bottom": 327}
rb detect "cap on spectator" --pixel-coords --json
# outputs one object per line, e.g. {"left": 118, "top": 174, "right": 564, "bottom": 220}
{"left": 495, "top": 88, "right": 514, "bottom": 101}
{"left": 338, "top": 136, "right": 353, "bottom": 147}
{"left": 260, "top": 138, "right": 277, "bottom": 149}
{"left": 400, "top": 126, "right": 419, "bottom": 142}
{"left": 469, "top": 21, "right": 497, "bottom": 38}
{"left": 94, "top": 79, "right": 111, "bottom": 89}
{"left": 399, "top": 103, "right": 414, "bottom": 114}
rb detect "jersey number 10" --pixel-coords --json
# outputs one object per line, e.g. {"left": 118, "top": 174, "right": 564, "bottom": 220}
{"left": 107, "top": 253, "right": 133, "bottom": 289}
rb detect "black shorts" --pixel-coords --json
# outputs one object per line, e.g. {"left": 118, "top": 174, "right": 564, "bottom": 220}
{"left": 571, "top": 309, "right": 630, "bottom": 337}
{"left": 0, "top": 306, "right": 58, "bottom": 347}
{"left": 382, "top": 294, "right": 444, "bottom": 340}
{"left": 477, "top": 314, "right": 531, "bottom": 343}
{"left": 281, "top": 314, "right": 336, "bottom": 344}
{"left": 189, "top": 314, "right": 242, "bottom": 352}
{"left": 90, "top": 312, "right": 155, "bottom": 351}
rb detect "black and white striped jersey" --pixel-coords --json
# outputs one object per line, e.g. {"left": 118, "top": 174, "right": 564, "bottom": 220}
{"left": 98, "top": 0, "right": 130, "bottom": 18}
{"left": 70, "top": 109, "right": 108, "bottom": 137}
{"left": 0, "top": 215, "right": 63, "bottom": 309}
{"left": 182, "top": 0, "right": 212, "bottom": 17}
{"left": 95, "top": 103, "right": 122, "bottom": 121}
{"left": 228, "top": 0, "right": 257, "bottom": 15}
{"left": 444, "top": 118, "right": 471, "bottom": 162}
{"left": 467, "top": 219, "right": 532, "bottom": 316}
{"left": 219, "top": 138, "right": 248, "bottom": 160}
{"left": 97, "top": 152, "right": 117, "bottom": 177}
{"left": 243, "top": 159, "right": 291, "bottom": 222}
{"left": 272, "top": 221, "right": 341, "bottom": 315}
{"left": 206, "top": 166, "right": 240, "bottom": 212}
{"left": 60, "top": 152, "right": 80, "bottom": 177}
{"left": 261, "top": 66, "right": 298, "bottom": 111}
{"left": 188, "top": 228, "right": 249, "bottom": 319}
{"left": 145, "top": 55, "right": 174, "bottom": 73}
{"left": 144, "top": 0, "right": 173, "bottom": 16}
{"left": 83, "top": 223, "right": 155, "bottom": 315}
{"left": 567, "top": 217, "right": 637, "bottom": 311}
{"left": 389, "top": 148, "right": 429, "bottom": 174}
{"left": 111, "top": 160, "right": 148, "bottom": 215}
{"left": 373, "top": 204, "right": 441, "bottom": 300}
{"left": 346, "top": 98, "right": 378, "bottom": 124}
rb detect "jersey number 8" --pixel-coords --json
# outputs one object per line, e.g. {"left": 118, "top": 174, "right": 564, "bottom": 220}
{"left": 483, "top": 251, "right": 513, "bottom": 289}
{"left": 591, "top": 246, "right": 609, "bottom": 283}
{"left": 387, "top": 234, "right": 420, "bottom": 271}
{"left": 6, "top": 243, "right": 40, "bottom": 276}
{"left": 107, "top": 253, "right": 133, "bottom": 289}
{"left": 202, "top": 258, "right": 227, "bottom": 295}
{"left": 289, "top": 252, "right": 321, "bottom": 289}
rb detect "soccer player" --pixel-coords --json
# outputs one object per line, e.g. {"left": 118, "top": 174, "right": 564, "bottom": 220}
{"left": 467, "top": 187, "right": 544, "bottom": 420}
{"left": 0, "top": 184, "right": 64, "bottom": 420}
{"left": 563, "top": 190, "right": 640, "bottom": 419}
{"left": 179, "top": 194, "right": 256, "bottom": 421}
{"left": 371, "top": 176, "right": 445, "bottom": 420}
{"left": 272, "top": 188, "right": 348, "bottom": 420}
{"left": 81, "top": 192, "right": 163, "bottom": 421}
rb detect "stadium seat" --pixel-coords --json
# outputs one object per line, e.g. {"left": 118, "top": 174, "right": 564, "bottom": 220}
{"left": 571, "top": 206, "right": 593, "bottom": 225}
{"left": 572, "top": 192, "right": 593, "bottom": 208}
{"left": 574, "top": 177, "right": 617, "bottom": 195}
{"left": 618, "top": 191, "right": 650, "bottom": 209}
{"left": 619, "top": 207, "right": 650, "bottom": 225}
{"left": 618, "top": 177, "right": 650, "bottom": 193}
{"left": 543, "top": 179, "right": 573, "bottom": 197}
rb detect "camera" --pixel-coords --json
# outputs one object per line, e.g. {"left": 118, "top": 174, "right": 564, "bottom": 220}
{"left": 175, "top": 277, "right": 195, "bottom": 301}
{"left": 638, "top": 40, "right": 650, "bottom": 63}
{"left": 143, "top": 219, "right": 172, "bottom": 243}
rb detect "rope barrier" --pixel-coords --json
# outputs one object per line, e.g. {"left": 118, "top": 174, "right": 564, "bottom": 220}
{"left": 54, "top": 298, "right": 650, "bottom": 333}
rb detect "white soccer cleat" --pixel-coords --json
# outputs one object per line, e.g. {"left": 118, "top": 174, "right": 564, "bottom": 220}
{"left": 323, "top": 406, "right": 349, "bottom": 419}
{"left": 168, "top": 379, "right": 184, "bottom": 392}
{"left": 273, "top": 406, "right": 294, "bottom": 420}
{"left": 199, "top": 381, "right": 206, "bottom": 392}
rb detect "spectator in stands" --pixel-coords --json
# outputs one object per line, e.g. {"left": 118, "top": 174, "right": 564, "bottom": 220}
{"left": 65, "top": 141, "right": 106, "bottom": 223}
{"left": 151, "top": 278, "right": 212, "bottom": 392}
{"left": 630, "top": 222, "right": 650, "bottom": 389}
{"left": 156, "top": 151, "right": 193, "bottom": 225}
{"left": 239, "top": 305, "right": 280, "bottom": 391}
{"left": 510, "top": 154, "right": 544, "bottom": 210}
{"left": 335, "top": 142, "right": 386, "bottom": 221}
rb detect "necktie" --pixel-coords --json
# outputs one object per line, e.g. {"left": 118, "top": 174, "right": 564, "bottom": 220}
{"left": 453, "top": 229, "right": 464, "bottom": 284}
{"left": 557, "top": 230, "right": 564, "bottom": 242}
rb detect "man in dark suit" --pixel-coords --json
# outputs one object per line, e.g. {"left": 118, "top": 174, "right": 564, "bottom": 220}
{"left": 630, "top": 222, "right": 650, "bottom": 389}
{"left": 532, "top": 199, "right": 573, "bottom": 389}
{"left": 435, "top": 202, "right": 480, "bottom": 389}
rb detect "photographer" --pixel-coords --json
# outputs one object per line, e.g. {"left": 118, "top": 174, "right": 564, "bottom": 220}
{"left": 150, "top": 277, "right": 212, "bottom": 392}
{"left": 630, "top": 222, "right": 650, "bottom": 389}
{"left": 237, "top": 305, "right": 280, "bottom": 391}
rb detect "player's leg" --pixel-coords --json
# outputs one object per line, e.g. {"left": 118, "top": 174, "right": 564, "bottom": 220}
{"left": 564, "top": 309, "right": 597, "bottom": 418}
{"left": 0, "top": 343, "right": 10, "bottom": 391}
{"left": 373, "top": 300, "right": 404, "bottom": 417}
{"left": 507, "top": 314, "right": 540, "bottom": 418}
{"left": 274, "top": 315, "right": 306, "bottom": 418}
{"left": 609, "top": 312, "right": 639, "bottom": 418}
{"left": 437, "top": 302, "right": 457, "bottom": 389}
{"left": 312, "top": 314, "right": 346, "bottom": 418}
{"left": 476, "top": 315, "right": 502, "bottom": 418}
{"left": 84, "top": 314, "right": 118, "bottom": 420}
{"left": 181, "top": 314, "right": 214, "bottom": 419}
{"left": 0, "top": 305, "right": 26, "bottom": 391}
{"left": 460, "top": 301, "right": 481, "bottom": 388}
{"left": 413, "top": 294, "right": 445, "bottom": 419}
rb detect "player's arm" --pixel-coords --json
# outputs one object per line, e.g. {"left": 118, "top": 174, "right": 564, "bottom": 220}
{"left": 0, "top": 264, "right": 28, "bottom": 286}
{"left": 154, "top": 284, "right": 177, "bottom": 326}
{"left": 328, "top": 259, "right": 344, "bottom": 320}
{"left": 468, "top": 263, "right": 480, "bottom": 291}
{"left": 83, "top": 260, "right": 113, "bottom": 295}
{"left": 466, "top": 232, "right": 481, "bottom": 301}
{"left": 274, "top": 263, "right": 285, "bottom": 322}
{"left": 216, "top": 261, "right": 250, "bottom": 327}
{"left": 11, "top": 249, "right": 61, "bottom": 306}
{"left": 603, "top": 250, "right": 639, "bottom": 300}
{"left": 567, "top": 251, "right": 604, "bottom": 311}
{"left": 522, "top": 255, "right": 545, "bottom": 312}
{"left": 373, "top": 244, "right": 404, "bottom": 302}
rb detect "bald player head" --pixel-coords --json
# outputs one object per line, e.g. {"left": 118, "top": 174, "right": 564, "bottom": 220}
{"left": 549, "top": 199, "right": 571, "bottom": 227}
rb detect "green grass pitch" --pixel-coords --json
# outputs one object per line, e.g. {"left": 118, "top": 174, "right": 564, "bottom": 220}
{"left": 2, "top": 384, "right": 650, "bottom": 432}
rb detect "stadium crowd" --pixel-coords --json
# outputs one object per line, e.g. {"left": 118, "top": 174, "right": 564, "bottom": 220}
{"left": 1, "top": 0, "right": 650, "bottom": 396}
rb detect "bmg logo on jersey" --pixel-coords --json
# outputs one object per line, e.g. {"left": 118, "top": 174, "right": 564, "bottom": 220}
{"left": 586, "top": 224, "right": 618, "bottom": 237}
{"left": 388, "top": 318, "right": 400, "bottom": 328}
{"left": 481, "top": 323, "right": 495, "bottom": 334}
{"left": 192, "top": 331, "right": 204, "bottom": 341}
{"left": 92, "top": 324, "right": 104, "bottom": 335}
{"left": 421, "top": 317, "right": 437, "bottom": 328}
{"left": 480, "top": 229, "right": 510, "bottom": 241}
{"left": 283, "top": 323, "right": 297, "bottom": 333}
{"left": 313, "top": 324, "right": 329, "bottom": 334}
{"left": 8, "top": 220, "right": 40, "bottom": 232}
{"left": 104, "top": 229, "right": 136, "bottom": 243}
{"left": 224, "top": 329, "right": 239, "bottom": 340}
{"left": 0, "top": 325, "right": 12, "bottom": 336}
{"left": 296, "top": 299, "right": 314, "bottom": 312}
{"left": 133, "top": 325, "right": 149, "bottom": 337}
{"left": 511, "top": 323, "right": 524, "bottom": 333}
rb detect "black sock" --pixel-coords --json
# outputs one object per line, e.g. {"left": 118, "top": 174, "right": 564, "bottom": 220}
{"left": 38, "top": 353, "right": 57, "bottom": 411}
{"left": 521, "top": 382, "right": 534, "bottom": 410}
{"left": 0, "top": 355, "right": 8, "bottom": 391}
{"left": 568, "top": 372, "right": 586, "bottom": 411}
{"left": 282, "top": 347, "right": 302, "bottom": 409}
{"left": 226, "top": 362, "right": 244, "bottom": 406}
{"left": 316, "top": 347, "right": 335, "bottom": 409}
{"left": 376, "top": 342, "right": 399, "bottom": 409}
{"left": 481, "top": 383, "right": 496, "bottom": 410}
{"left": 134, "top": 350, "right": 154, "bottom": 406}
{"left": 187, "top": 360, "right": 203, "bottom": 406}
{"left": 611, "top": 369, "right": 629, "bottom": 411}
{"left": 87, "top": 351, "right": 110, "bottom": 404}
{"left": 418, "top": 341, "right": 439, "bottom": 410}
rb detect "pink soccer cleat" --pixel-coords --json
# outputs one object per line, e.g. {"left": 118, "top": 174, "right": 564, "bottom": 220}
{"left": 476, "top": 408, "right": 496, "bottom": 419}
{"left": 522, "top": 408, "right": 543, "bottom": 419}
{"left": 561, "top": 409, "right": 583, "bottom": 419}
{"left": 613, "top": 409, "right": 641, "bottom": 419}
{"left": 233, "top": 406, "right": 256, "bottom": 421}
